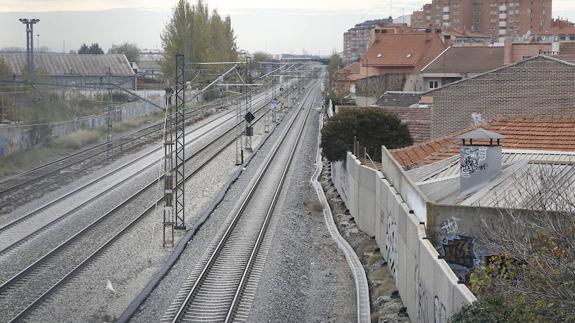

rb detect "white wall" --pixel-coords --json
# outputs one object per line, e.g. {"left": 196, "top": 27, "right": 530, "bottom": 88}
{"left": 331, "top": 150, "right": 476, "bottom": 323}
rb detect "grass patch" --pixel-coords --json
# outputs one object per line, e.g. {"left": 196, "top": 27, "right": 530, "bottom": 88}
{"left": 52, "top": 130, "right": 101, "bottom": 150}
{"left": 0, "top": 146, "right": 67, "bottom": 179}
{"left": 111, "top": 113, "right": 164, "bottom": 134}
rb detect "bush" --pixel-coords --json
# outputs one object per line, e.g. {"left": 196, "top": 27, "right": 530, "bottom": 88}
{"left": 320, "top": 108, "right": 413, "bottom": 162}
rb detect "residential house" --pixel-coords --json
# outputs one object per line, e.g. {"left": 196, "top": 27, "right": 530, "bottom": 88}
{"left": 360, "top": 29, "right": 449, "bottom": 92}
{"left": 422, "top": 55, "right": 575, "bottom": 139}
{"left": 420, "top": 46, "right": 505, "bottom": 90}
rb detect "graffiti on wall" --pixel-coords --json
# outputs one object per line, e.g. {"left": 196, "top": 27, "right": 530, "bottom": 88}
{"left": 460, "top": 147, "right": 488, "bottom": 178}
{"left": 385, "top": 211, "right": 398, "bottom": 276}
{"left": 434, "top": 296, "right": 447, "bottom": 323}
{"left": 415, "top": 265, "right": 429, "bottom": 322}
{"left": 340, "top": 160, "right": 349, "bottom": 204}
{"left": 438, "top": 217, "right": 480, "bottom": 281}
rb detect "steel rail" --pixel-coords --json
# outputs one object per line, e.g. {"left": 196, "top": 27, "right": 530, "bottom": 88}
{"left": 0, "top": 87, "right": 278, "bottom": 235}
{"left": 168, "top": 78, "right": 318, "bottom": 322}
{"left": 2, "top": 80, "right": 296, "bottom": 322}
{"left": 0, "top": 91, "right": 244, "bottom": 201}
{"left": 224, "top": 83, "right": 317, "bottom": 323}
{"left": 0, "top": 83, "right": 297, "bottom": 258}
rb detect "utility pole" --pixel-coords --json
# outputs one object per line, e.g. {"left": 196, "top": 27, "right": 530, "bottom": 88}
{"left": 244, "top": 56, "right": 253, "bottom": 151}
{"left": 264, "top": 73, "right": 270, "bottom": 133}
{"left": 163, "top": 86, "right": 175, "bottom": 247}
{"left": 174, "top": 54, "right": 186, "bottom": 230}
{"left": 106, "top": 71, "right": 114, "bottom": 159}
{"left": 19, "top": 18, "right": 40, "bottom": 82}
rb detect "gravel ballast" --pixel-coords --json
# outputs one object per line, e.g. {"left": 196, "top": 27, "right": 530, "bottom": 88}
{"left": 247, "top": 107, "right": 357, "bottom": 322}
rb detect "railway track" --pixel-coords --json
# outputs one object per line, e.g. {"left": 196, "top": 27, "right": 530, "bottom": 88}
{"left": 161, "top": 79, "right": 320, "bottom": 322}
{"left": 0, "top": 79, "right": 307, "bottom": 322}
{"left": 0, "top": 87, "right": 275, "bottom": 213}
{"left": 0, "top": 82, "right": 299, "bottom": 268}
{"left": 0, "top": 85, "right": 291, "bottom": 258}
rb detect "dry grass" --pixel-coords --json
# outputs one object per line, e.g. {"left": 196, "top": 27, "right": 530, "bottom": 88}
{"left": 52, "top": 130, "right": 101, "bottom": 150}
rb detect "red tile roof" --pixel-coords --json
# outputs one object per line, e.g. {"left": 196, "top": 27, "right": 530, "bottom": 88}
{"left": 362, "top": 31, "right": 448, "bottom": 71}
{"left": 391, "top": 116, "right": 575, "bottom": 168}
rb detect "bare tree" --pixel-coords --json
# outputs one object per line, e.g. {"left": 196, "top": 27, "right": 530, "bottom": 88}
{"left": 468, "top": 164, "right": 575, "bottom": 321}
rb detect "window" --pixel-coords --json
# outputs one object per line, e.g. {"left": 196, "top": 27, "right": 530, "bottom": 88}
{"left": 429, "top": 80, "right": 439, "bottom": 89}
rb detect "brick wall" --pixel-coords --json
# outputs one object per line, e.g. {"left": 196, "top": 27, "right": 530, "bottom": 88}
{"left": 430, "top": 56, "right": 575, "bottom": 138}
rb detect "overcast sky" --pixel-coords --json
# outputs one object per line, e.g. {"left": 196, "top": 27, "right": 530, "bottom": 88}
{"left": 1, "top": 0, "right": 574, "bottom": 55}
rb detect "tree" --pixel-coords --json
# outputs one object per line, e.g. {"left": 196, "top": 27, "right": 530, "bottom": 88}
{"left": 160, "top": 0, "right": 237, "bottom": 78}
{"left": 78, "top": 43, "right": 104, "bottom": 55}
{"left": 325, "top": 51, "right": 344, "bottom": 104}
{"left": 252, "top": 51, "right": 272, "bottom": 64}
{"left": 108, "top": 43, "right": 140, "bottom": 63}
{"left": 328, "top": 52, "right": 342, "bottom": 79}
{"left": 453, "top": 166, "right": 575, "bottom": 322}
{"left": 0, "top": 58, "right": 13, "bottom": 121}
{"left": 320, "top": 108, "right": 413, "bottom": 162}
{"left": 0, "top": 57, "right": 11, "bottom": 81}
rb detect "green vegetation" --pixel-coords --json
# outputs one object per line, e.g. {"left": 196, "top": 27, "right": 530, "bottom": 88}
{"left": 0, "top": 57, "right": 14, "bottom": 122}
{"left": 325, "top": 52, "right": 353, "bottom": 105}
{"left": 452, "top": 181, "right": 575, "bottom": 322}
{"left": 160, "top": 0, "right": 237, "bottom": 78}
{"left": 108, "top": 43, "right": 140, "bottom": 63}
{"left": 0, "top": 57, "right": 11, "bottom": 80}
{"left": 320, "top": 109, "right": 412, "bottom": 162}
{"left": 78, "top": 43, "right": 104, "bottom": 55}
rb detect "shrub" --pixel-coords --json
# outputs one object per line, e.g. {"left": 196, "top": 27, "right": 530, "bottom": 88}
{"left": 320, "top": 108, "right": 413, "bottom": 162}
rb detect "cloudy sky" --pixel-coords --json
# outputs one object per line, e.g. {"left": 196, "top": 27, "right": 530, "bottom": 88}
{"left": 1, "top": 0, "right": 574, "bottom": 55}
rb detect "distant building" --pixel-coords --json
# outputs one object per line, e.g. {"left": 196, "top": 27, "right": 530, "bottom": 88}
{"left": 138, "top": 50, "right": 164, "bottom": 80}
{"left": 411, "top": 0, "right": 552, "bottom": 39}
{"left": 535, "top": 18, "right": 575, "bottom": 42}
{"left": 360, "top": 30, "right": 449, "bottom": 88}
{"left": 0, "top": 52, "right": 136, "bottom": 89}
{"left": 343, "top": 18, "right": 393, "bottom": 64}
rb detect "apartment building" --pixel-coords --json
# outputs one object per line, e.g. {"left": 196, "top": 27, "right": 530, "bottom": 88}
{"left": 343, "top": 18, "right": 393, "bottom": 64}
{"left": 411, "top": 0, "right": 552, "bottom": 38}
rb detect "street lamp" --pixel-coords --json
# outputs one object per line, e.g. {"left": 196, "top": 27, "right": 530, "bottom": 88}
{"left": 19, "top": 18, "right": 40, "bottom": 81}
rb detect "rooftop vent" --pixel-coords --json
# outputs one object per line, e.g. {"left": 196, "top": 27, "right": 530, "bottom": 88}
{"left": 376, "top": 53, "right": 383, "bottom": 58}
{"left": 406, "top": 53, "right": 412, "bottom": 58}
{"left": 458, "top": 128, "right": 504, "bottom": 192}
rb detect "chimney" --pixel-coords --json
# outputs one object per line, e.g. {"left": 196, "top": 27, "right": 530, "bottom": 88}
{"left": 504, "top": 38, "right": 513, "bottom": 65}
{"left": 458, "top": 128, "right": 504, "bottom": 192}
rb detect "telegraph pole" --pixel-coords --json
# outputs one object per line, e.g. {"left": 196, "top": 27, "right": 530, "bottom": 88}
{"left": 19, "top": 18, "right": 40, "bottom": 82}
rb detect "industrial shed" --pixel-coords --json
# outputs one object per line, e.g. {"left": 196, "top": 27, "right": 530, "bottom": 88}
{"left": 0, "top": 52, "right": 136, "bottom": 89}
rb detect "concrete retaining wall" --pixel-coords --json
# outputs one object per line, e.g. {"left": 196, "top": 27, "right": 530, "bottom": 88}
{"left": 331, "top": 149, "right": 476, "bottom": 322}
